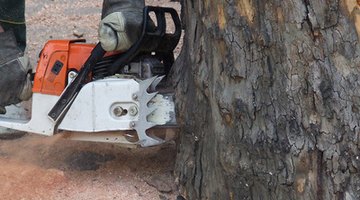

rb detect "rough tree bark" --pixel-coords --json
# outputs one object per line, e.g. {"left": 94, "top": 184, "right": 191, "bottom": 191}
{"left": 173, "top": 0, "right": 360, "bottom": 199}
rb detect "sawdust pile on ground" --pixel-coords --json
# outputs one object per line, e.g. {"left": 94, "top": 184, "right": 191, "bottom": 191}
{"left": 0, "top": 134, "right": 178, "bottom": 200}
{"left": 0, "top": 0, "right": 182, "bottom": 199}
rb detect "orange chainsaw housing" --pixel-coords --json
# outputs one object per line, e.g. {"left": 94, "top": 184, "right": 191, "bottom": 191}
{"left": 33, "top": 40, "right": 117, "bottom": 96}
{"left": 33, "top": 40, "right": 94, "bottom": 96}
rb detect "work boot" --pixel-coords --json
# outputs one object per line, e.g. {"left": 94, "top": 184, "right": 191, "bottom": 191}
{"left": 0, "top": 30, "right": 32, "bottom": 114}
{"left": 99, "top": 0, "right": 145, "bottom": 52}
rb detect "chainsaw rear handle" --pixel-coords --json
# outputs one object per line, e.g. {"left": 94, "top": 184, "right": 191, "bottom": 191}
{"left": 107, "top": 6, "right": 182, "bottom": 75}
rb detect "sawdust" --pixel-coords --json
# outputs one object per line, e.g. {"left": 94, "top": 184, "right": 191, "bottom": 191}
{"left": 0, "top": 134, "right": 178, "bottom": 199}
{"left": 0, "top": 0, "right": 182, "bottom": 199}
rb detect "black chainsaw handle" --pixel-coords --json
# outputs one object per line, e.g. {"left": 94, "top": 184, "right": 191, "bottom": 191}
{"left": 107, "top": 6, "right": 182, "bottom": 75}
{"left": 48, "top": 43, "right": 105, "bottom": 121}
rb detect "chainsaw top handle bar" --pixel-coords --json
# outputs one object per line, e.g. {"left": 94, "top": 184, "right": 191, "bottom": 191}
{"left": 107, "top": 6, "right": 182, "bottom": 75}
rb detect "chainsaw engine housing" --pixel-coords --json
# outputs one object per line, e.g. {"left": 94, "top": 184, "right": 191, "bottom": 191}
{"left": 33, "top": 40, "right": 167, "bottom": 96}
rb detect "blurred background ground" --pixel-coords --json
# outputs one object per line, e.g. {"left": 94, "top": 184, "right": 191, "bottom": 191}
{"left": 0, "top": 0, "right": 181, "bottom": 199}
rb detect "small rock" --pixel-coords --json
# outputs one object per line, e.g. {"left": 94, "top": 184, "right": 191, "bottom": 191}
{"left": 73, "top": 30, "right": 84, "bottom": 38}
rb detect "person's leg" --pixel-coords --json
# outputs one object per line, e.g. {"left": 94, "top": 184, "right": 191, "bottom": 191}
{"left": 0, "top": 21, "right": 4, "bottom": 115}
{"left": 0, "top": 0, "right": 31, "bottom": 114}
{"left": 0, "top": 0, "right": 26, "bottom": 51}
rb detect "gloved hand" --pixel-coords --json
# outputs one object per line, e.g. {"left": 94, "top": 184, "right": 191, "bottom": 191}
{"left": 99, "top": 0, "right": 145, "bottom": 52}
{"left": 0, "top": 31, "right": 32, "bottom": 114}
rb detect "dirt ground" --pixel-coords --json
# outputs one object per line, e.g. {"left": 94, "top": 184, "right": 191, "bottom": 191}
{"left": 0, "top": 0, "right": 182, "bottom": 200}
{"left": 0, "top": 134, "right": 178, "bottom": 200}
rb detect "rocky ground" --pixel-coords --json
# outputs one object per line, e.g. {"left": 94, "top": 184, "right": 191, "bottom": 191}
{"left": 0, "top": 0, "right": 182, "bottom": 199}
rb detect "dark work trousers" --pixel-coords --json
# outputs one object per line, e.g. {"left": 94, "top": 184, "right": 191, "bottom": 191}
{"left": 0, "top": 0, "right": 26, "bottom": 51}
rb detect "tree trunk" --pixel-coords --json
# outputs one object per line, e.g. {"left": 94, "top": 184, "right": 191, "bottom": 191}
{"left": 173, "top": 0, "right": 360, "bottom": 199}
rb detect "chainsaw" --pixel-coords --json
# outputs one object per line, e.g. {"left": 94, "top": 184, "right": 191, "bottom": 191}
{"left": 0, "top": 6, "right": 181, "bottom": 148}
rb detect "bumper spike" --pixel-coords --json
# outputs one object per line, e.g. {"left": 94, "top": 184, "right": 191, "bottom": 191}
{"left": 133, "top": 76, "right": 166, "bottom": 147}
